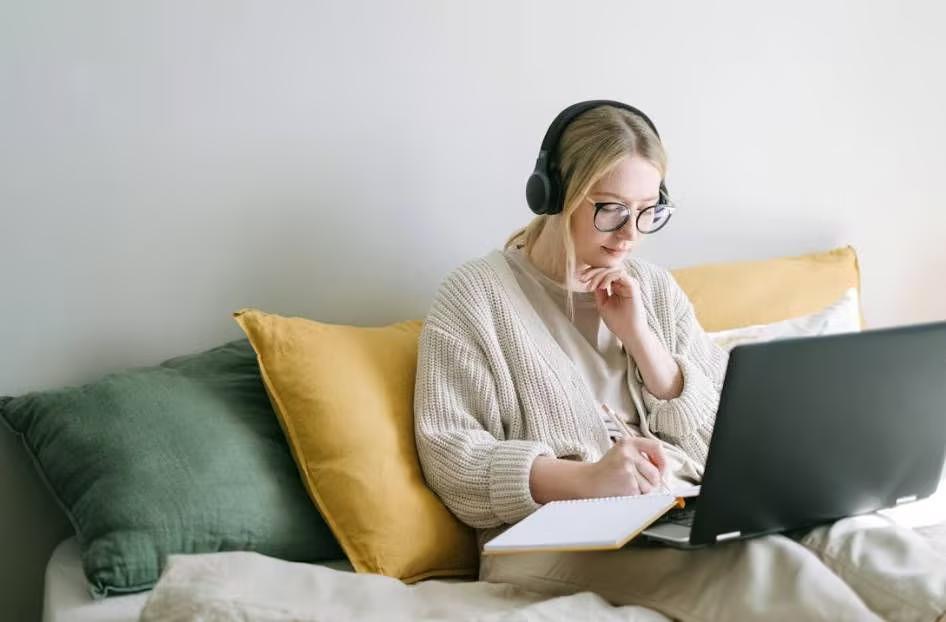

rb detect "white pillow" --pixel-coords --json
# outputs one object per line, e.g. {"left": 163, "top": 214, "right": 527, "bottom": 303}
{"left": 707, "top": 288, "right": 861, "bottom": 353}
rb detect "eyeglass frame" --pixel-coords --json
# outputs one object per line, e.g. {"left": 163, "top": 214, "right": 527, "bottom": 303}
{"left": 582, "top": 196, "right": 676, "bottom": 234}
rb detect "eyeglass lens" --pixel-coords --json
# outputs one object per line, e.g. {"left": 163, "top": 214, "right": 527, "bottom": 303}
{"left": 594, "top": 203, "right": 671, "bottom": 233}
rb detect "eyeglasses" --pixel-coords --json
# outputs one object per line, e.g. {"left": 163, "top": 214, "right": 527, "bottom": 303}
{"left": 583, "top": 196, "right": 676, "bottom": 234}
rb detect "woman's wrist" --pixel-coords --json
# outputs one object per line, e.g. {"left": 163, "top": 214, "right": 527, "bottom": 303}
{"left": 623, "top": 327, "right": 683, "bottom": 400}
{"left": 618, "top": 325, "right": 650, "bottom": 355}
{"left": 529, "top": 456, "right": 596, "bottom": 504}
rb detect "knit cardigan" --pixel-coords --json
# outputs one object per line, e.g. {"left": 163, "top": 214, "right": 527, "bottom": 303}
{"left": 413, "top": 248, "right": 729, "bottom": 534}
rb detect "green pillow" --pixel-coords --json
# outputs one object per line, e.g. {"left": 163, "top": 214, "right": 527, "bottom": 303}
{"left": 0, "top": 339, "right": 344, "bottom": 598}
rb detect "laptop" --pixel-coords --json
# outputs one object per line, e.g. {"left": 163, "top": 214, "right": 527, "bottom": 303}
{"left": 641, "top": 319, "right": 946, "bottom": 548}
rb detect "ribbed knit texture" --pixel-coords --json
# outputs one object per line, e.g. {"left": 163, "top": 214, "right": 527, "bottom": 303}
{"left": 413, "top": 249, "right": 729, "bottom": 549}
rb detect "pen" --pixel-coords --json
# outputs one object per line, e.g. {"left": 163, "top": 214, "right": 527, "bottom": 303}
{"left": 601, "top": 403, "right": 672, "bottom": 495}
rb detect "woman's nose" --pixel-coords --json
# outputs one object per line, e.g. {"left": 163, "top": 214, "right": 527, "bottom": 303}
{"left": 617, "top": 218, "right": 639, "bottom": 241}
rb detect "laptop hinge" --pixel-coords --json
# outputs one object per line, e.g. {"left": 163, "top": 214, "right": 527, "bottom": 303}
{"left": 715, "top": 531, "right": 741, "bottom": 542}
{"left": 896, "top": 494, "right": 918, "bottom": 505}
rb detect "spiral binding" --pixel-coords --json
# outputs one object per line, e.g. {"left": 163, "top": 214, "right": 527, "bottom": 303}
{"left": 548, "top": 491, "right": 676, "bottom": 505}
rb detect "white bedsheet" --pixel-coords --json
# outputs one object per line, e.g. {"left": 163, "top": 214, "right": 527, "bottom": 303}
{"left": 43, "top": 538, "right": 149, "bottom": 622}
{"left": 42, "top": 538, "right": 359, "bottom": 622}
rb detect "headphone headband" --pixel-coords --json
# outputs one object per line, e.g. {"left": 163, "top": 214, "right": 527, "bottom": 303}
{"left": 526, "top": 99, "right": 668, "bottom": 216}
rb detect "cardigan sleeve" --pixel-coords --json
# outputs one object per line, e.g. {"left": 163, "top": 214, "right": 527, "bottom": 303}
{"left": 413, "top": 322, "right": 555, "bottom": 529}
{"left": 638, "top": 273, "right": 730, "bottom": 466}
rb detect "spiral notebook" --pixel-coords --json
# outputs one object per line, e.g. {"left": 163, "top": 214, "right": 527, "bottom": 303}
{"left": 482, "top": 485, "right": 700, "bottom": 555}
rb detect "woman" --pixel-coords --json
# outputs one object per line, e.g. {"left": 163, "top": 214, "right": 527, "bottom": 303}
{"left": 413, "top": 101, "right": 946, "bottom": 621}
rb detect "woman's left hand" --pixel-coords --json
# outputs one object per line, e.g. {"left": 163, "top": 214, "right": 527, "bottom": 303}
{"left": 579, "top": 265, "right": 649, "bottom": 345}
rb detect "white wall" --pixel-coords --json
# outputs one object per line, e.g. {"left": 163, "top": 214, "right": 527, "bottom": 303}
{"left": 2, "top": 0, "right": 945, "bottom": 396}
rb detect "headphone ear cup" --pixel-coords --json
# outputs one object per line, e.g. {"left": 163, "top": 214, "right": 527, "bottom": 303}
{"left": 526, "top": 169, "right": 551, "bottom": 215}
{"left": 545, "top": 167, "right": 563, "bottom": 215}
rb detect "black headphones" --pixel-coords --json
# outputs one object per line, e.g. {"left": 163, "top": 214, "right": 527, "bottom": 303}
{"left": 525, "top": 99, "right": 669, "bottom": 216}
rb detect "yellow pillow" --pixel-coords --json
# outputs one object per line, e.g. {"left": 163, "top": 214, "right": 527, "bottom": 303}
{"left": 233, "top": 309, "right": 477, "bottom": 583}
{"left": 670, "top": 245, "right": 865, "bottom": 332}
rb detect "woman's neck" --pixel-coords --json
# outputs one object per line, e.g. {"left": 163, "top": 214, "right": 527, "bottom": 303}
{"left": 526, "top": 219, "right": 588, "bottom": 290}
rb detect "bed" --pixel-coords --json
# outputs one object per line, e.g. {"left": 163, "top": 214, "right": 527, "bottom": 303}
{"left": 43, "top": 490, "right": 946, "bottom": 622}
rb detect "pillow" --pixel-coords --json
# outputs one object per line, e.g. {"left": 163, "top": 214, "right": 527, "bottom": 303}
{"left": 671, "top": 245, "right": 864, "bottom": 332}
{"left": 708, "top": 287, "right": 862, "bottom": 352}
{"left": 0, "top": 339, "right": 344, "bottom": 598}
{"left": 232, "top": 308, "right": 478, "bottom": 583}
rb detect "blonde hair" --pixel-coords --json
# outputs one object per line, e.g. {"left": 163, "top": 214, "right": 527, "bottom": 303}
{"left": 504, "top": 104, "right": 669, "bottom": 321}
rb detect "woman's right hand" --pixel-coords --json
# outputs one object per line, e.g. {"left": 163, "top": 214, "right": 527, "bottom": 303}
{"left": 586, "top": 437, "right": 668, "bottom": 497}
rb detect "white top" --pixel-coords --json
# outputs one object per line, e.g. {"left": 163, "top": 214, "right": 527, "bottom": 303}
{"left": 502, "top": 245, "right": 643, "bottom": 433}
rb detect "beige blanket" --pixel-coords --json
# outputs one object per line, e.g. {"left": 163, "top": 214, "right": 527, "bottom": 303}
{"left": 139, "top": 488, "right": 946, "bottom": 621}
{"left": 139, "top": 551, "right": 671, "bottom": 622}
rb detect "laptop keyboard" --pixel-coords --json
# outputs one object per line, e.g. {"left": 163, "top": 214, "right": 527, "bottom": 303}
{"left": 664, "top": 506, "right": 696, "bottom": 527}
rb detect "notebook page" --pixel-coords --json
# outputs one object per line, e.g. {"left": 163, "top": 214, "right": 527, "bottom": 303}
{"left": 483, "top": 493, "right": 679, "bottom": 554}
{"left": 673, "top": 484, "right": 701, "bottom": 498}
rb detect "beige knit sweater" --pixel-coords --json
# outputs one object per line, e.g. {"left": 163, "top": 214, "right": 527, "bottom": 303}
{"left": 413, "top": 248, "right": 729, "bottom": 546}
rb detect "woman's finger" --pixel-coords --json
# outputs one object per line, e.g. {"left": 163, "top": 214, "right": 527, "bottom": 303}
{"left": 594, "top": 286, "right": 608, "bottom": 307}
{"left": 591, "top": 270, "right": 608, "bottom": 284}
{"left": 623, "top": 468, "right": 640, "bottom": 496}
{"left": 606, "top": 274, "right": 631, "bottom": 294}
{"left": 590, "top": 268, "right": 621, "bottom": 290}
{"left": 637, "top": 439, "right": 668, "bottom": 473}
{"left": 605, "top": 273, "right": 626, "bottom": 292}
{"left": 636, "top": 458, "right": 662, "bottom": 487}
{"left": 609, "top": 279, "right": 631, "bottom": 297}
{"left": 578, "top": 269, "right": 604, "bottom": 288}
{"left": 589, "top": 273, "right": 608, "bottom": 291}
